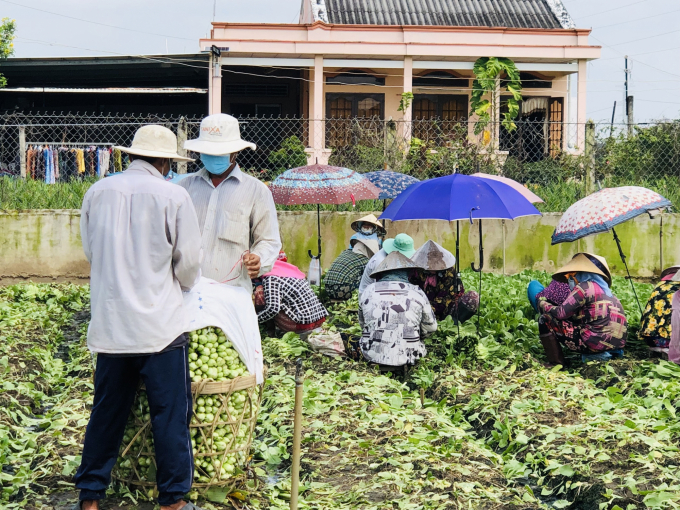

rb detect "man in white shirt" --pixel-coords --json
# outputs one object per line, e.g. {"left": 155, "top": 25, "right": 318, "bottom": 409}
{"left": 180, "top": 114, "right": 281, "bottom": 292}
{"left": 75, "top": 126, "right": 203, "bottom": 510}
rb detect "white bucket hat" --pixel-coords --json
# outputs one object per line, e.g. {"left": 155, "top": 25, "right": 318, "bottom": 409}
{"left": 184, "top": 114, "right": 257, "bottom": 155}
{"left": 114, "top": 125, "right": 194, "bottom": 162}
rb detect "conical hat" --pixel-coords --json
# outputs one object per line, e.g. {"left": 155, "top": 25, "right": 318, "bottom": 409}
{"left": 554, "top": 252, "right": 611, "bottom": 285}
{"left": 411, "top": 240, "right": 456, "bottom": 271}
{"left": 351, "top": 214, "right": 386, "bottom": 234}
{"left": 371, "top": 251, "right": 421, "bottom": 279}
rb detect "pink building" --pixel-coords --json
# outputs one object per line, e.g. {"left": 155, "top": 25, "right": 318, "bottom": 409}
{"left": 201, "top": 0, "right": 599, "bottom": 165}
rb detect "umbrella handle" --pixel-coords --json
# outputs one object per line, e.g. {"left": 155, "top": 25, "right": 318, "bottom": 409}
{"left": 471, "top": 216, "right": 484, "bottom": 273}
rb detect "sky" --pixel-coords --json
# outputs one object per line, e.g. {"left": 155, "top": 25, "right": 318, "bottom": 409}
{"left": 1, "top": 0, "right": 679, "bottom": 123}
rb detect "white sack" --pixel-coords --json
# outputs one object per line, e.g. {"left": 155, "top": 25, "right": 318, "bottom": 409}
{"left": 183, "top": 277, "right": 264, "bottom": 384}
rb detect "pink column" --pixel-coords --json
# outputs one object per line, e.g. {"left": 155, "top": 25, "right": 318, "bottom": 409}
{"left": 402, "top": 56, "right": 413, "bottom": 142}
{"left": 307, "top": 55, "right": 329, "bottom": 164}
{"left": 209, "top": 53, "right": 222, "bottom": 115}
{"left": 576, "top": 59, "right": 587, "bottom": 153}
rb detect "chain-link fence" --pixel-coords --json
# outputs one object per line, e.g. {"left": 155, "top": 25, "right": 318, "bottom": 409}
{"left": 1, "top": 112, "right": 679, "bottom": 212}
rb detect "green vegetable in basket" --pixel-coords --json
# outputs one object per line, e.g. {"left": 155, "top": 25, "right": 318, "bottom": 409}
{"left": 114, "top": 326, "right": 259, "bottom": 487}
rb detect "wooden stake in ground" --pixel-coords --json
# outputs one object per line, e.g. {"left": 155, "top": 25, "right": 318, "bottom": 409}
{"left": 290, "top": 358, "right": 304, "bottom": 510}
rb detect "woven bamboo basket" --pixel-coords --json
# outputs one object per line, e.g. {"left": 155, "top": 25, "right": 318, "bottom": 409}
{"left": 112, "top": 370, "right": 265, "bottom": 496}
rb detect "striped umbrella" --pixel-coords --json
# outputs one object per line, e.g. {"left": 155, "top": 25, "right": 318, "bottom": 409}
{"left": 270, "top": 163, "right": 380, "bottom": 260}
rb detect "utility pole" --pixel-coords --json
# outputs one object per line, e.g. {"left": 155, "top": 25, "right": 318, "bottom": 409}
{"left": 625, "top": 56, "right": 634, "bottom": 136}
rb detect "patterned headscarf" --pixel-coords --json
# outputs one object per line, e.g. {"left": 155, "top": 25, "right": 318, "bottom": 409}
{"left": 570, "top": 272, "right": 613, "bottom": 297}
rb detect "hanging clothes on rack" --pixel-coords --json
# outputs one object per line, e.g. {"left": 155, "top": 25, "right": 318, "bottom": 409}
{"left": 53, "top": 147, "right": 59, "bottom": 182}
{"left": 74, "top": 149, "right": 85, "bottom": 175}
{"left": 113, "top": 147, "right": 122, "bottom": 173}
{"left": 97, "top": 148, "right": 111, "bottom": 178}
{"left": 43, "top": 146, "right": 52, "bottom": 184}
{"left": 26, "top": 147, "right": 37, "bottom": 179}
{"left": 87, "top": 148, "right": 96, "bottom": 176}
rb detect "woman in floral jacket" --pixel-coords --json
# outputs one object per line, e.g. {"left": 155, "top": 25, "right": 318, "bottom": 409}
{"left": 639, "top": 266, "right": 680, "bottom": 349}
{"left": 536, "top": 253, "right": 628, "bottom": 365}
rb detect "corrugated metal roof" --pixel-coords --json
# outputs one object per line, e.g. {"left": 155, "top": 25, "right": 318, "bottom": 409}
{"left": 321, "top": 0, "right": 575, "bottom": 29}
{"left": 0, "top": 87, "right": 207, "bottom": 94}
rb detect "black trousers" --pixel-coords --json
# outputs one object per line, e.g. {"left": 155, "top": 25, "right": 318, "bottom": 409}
{"left": 74, "top": 346, "right": 193, "bottom": 506}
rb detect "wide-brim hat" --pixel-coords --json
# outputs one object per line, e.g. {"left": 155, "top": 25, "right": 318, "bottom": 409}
{"left": 554, "top": 252, "right": 611, "bottom": 285}
{"left": 184, "top": 113, "right": 256, "bottom": 155}
{"left": 350, "top": 237, "right": 379, "bottom": 258}
{"left": 371, "top": 251, "right": 421, "bottom": 279}
{"left": 383, "top": 233, "right": 416, "bottom": 258}
{"left": 351, "top": 214, "right": 386, "bottom": 235}
{"left": 411, "top": 240, "right": 455, "bottom": 271}
{"left": 661, "top": 265, "right": 680, "bottom": 281}
{"left": 115, "top": 124, "right": 194, "bottom": 162}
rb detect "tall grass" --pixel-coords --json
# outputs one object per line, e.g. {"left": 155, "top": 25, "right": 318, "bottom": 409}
{"left": 0, "top": 177, "right": 95, "bottom": 210}
{"left": 1, "top": 175, "right": 678, "bottom": 214}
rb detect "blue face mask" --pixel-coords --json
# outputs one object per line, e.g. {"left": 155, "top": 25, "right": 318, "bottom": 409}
{"left": 200, "top": 153, "right": 231, "bottom": 175}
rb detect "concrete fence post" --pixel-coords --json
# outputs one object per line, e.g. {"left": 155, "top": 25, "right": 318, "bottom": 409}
{"left": 584, "top": 120, "right": 596, "bottom": 195}
{"left": 19, "top": 126, "right": 26, "bottom": 179}
{"left": 176, "top": 117, "right": 188, "bottom": 174}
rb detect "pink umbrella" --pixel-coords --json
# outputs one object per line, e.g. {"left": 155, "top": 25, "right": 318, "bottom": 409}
{"left": 472, "top": 173, "right": 544, "bottom": 204}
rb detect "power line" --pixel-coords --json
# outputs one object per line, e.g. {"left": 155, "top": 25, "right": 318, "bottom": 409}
{"left": 592, "top": 8, "right": 680, "bottom": 30}
{"left": 0, "top": 0, "right": 196, "bottom": 42}
{"left": 607, "top": 29, "right": 680, "bottom": 47}
{"left": 599, "top": 45, "right": 680, "bottom": 60}
{"left": 573, "top": 0, "right": 649, "bottom": 19}
{"left": 15, "top": 37, "right": 209, "bottom": 70}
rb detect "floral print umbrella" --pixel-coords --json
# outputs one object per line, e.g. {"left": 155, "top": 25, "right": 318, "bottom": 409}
{"left": 363, "top": 170, "right": 419, "bottom": 200}
{"left": 552, "top": 186, "right": 671, "bottom": 314}
{"left": 552, "top": 186, "right": 671, "bottom": 244}
{"left": 270, "top": 163, "right": 380, "bottom": 261}
{"left": 270, "top": 163, "right": 380, "bottom": 206}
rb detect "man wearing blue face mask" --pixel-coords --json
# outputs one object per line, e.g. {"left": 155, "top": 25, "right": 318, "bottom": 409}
{"left": 179, "top": 114, "right": 282, "bottom": 292}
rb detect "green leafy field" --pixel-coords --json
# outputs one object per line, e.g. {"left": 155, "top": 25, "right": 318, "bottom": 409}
{"left": 1, "top": 273, "right": 679, "bottom": 509}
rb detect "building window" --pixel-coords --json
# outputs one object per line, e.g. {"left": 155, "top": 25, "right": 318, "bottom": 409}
{"left": 325, "top": 93, "right": 385, "bottom": 148}
{"left": 326, "top": 93, "right": 384, "bottom": 118}
{"left": 549, "top": 98, "right": 563, "bottom": 156}
{"left": 501, "top": 72, "right": 553, "bottom": 90}
{"left": 413, "top": 95, "right": 467, "bottom": 121}
{"left": 358, "top": 97, "right": 382, "bottom": 118}
{"left": 413, "top": 72, "right": 468, "bottom": 88}
{"left": 412, "top": 95, "right": 468, "bottom": 141}
{"left": 328, "top": 96, "right": 352, "bottom": 118}
{"left": 500, "top": 96, "right": 564, "bottom": 162}
{"left": 326, "top": 72, "right": 385, "bottom": 86}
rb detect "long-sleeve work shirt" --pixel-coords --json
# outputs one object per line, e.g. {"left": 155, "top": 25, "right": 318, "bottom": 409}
{"left": 179, "top": 166, "right": 281, "bottom": 292}
{"left": 81, "top": 159, "right": 202, "bottom": 354}
{"left": 358, "top": 249, "right": 388, "bottom": 297}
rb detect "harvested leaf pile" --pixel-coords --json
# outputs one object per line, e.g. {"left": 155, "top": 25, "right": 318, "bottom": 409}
{"left": 1, "top": 272, "right": 679, "bottom": 510}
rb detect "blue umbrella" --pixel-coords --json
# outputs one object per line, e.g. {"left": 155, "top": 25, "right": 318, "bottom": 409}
{"left": 364, "top": 170, "right": 420, "bottom": 200}
{"left": 382, "top": 173, "right": 541, "bottom": 223}
{"left": 380, "top": 173, "right": 541, "bottom": 328}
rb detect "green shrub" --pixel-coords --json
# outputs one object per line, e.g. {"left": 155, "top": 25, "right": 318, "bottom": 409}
{"left": 267, "top": 136, "right": 308, "bottom": 178}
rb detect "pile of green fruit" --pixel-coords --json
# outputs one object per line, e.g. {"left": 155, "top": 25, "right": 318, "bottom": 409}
{"left": 114, "top": 327, "right": 259, "bottom": 486}
{"left": 188, "top": 327, "right": 248, "bottom": 382}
